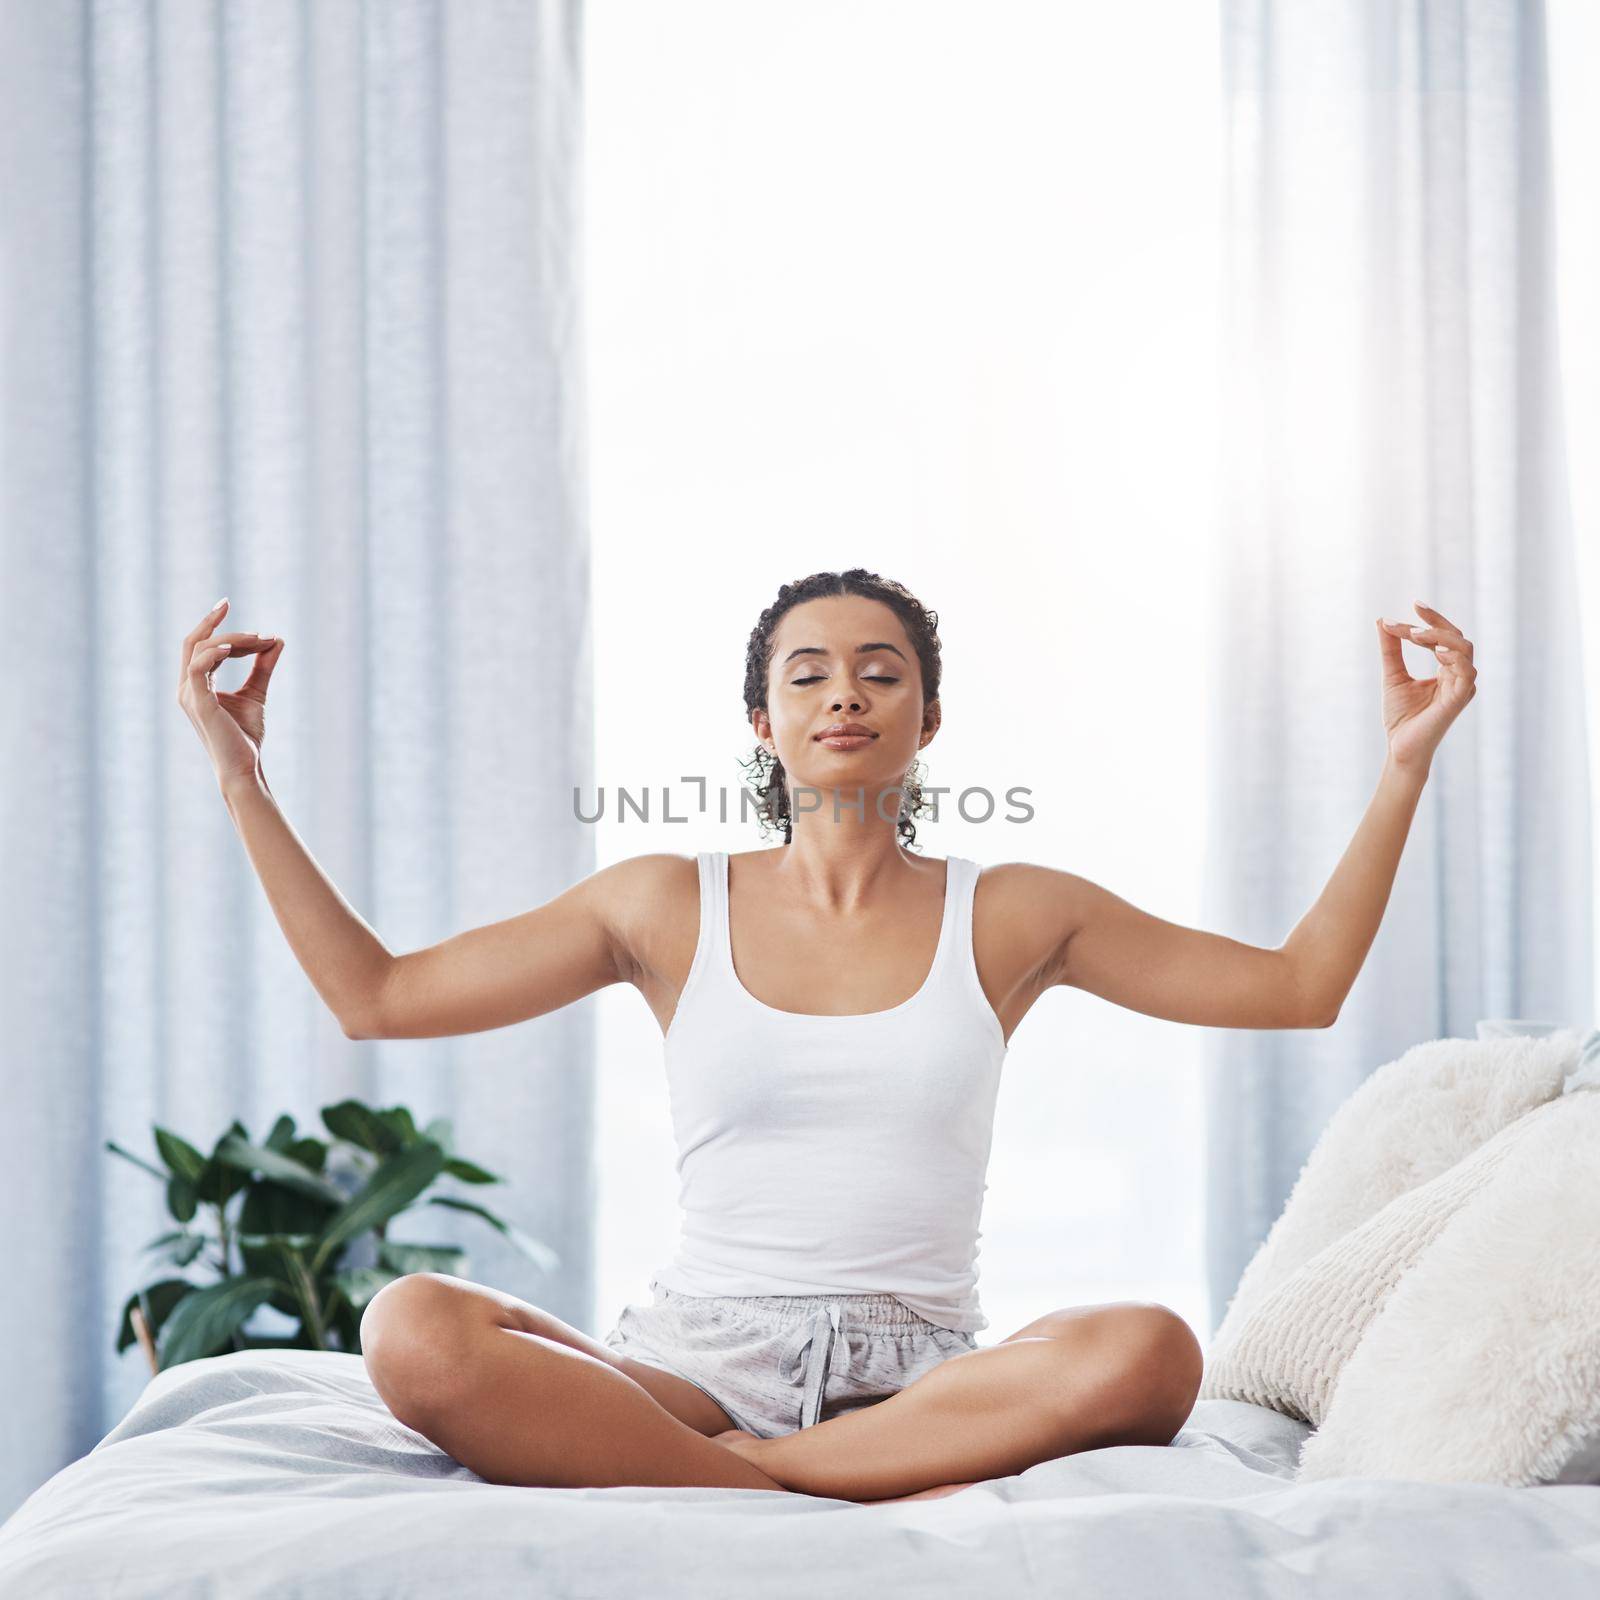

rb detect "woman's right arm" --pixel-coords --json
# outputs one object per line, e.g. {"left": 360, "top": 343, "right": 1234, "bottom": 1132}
{"left": 182, "top": 600, "right": 635, "bottom": 1040}
{"left": 223, "top": 770, "right": 643, "bottom": 1040}
{"left": 352, "top": 855, "right": 645, "bottom": 1040}
{"left": 221, "top": 771, "right": 397, "bottom": 1037}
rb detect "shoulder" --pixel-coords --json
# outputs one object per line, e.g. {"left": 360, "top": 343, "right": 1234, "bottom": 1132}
{"left": 589, "top": 853, "right": 703, "bottom": 983}
{"left": 970, "top": 859, "right": 1082, "bottom": 913}
{"left": 969, "top": 860, "right": 1087, "bottom": 983}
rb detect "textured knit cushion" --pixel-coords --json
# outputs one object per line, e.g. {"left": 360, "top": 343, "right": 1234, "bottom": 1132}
{"left": 1208, "top": 1031, "right": 1579, "bottom": 1354}
{"left": 1298, "top": 1087, "right": 1600, "bottom": 1484}
{"left": 1199, "top": 1094, "right": 1573, "bottom": 1425}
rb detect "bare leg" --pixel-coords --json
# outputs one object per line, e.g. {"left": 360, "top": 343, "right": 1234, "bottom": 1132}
{"left": 724, "top": 1302, "right": 1204, "bottom": 1503}
{"left": 713, "top": 1427, "right": 982, "bottom": 1503}
{"left": 361, "top": 1274, "right": 790, "bottom": 1492}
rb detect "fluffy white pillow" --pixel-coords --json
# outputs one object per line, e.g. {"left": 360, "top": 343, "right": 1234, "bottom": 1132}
{"left": 1208, "top": 1031, "right": 1579, "bottom": 1354}
{"left": 1199, "top": 1095, "right": 1572, "bottom": 1423}
{"left": 1296, "top": 1086, "right": 1600, "bottom": 1485}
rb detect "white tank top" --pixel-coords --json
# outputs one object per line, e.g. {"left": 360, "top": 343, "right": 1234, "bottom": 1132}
{"left": 650, "top": 850, "right": 1010, "bottom": 1332}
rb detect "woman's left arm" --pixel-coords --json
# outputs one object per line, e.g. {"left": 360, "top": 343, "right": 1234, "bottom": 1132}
{"left": 1044, "top": 602, "right": 1477, "bottom": 1031}
{"left": 1278, "top": 600, "right": 1478, "bottom": 1024}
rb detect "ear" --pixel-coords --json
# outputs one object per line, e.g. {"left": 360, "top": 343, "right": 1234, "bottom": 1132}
{"left": 920, "top": 698, "right": 942, "bottom": 745}
{"left": 752, "top": 708, "right": 776, "bottom": 754}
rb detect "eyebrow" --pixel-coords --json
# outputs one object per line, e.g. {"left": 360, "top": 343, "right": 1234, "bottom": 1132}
{"left": 781, "top": 642, "right": 909, "bottom": 666}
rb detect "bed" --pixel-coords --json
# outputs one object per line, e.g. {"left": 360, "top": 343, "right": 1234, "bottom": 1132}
{"left": 0, "top": 1348, "right": 1595, "bottom": 1598}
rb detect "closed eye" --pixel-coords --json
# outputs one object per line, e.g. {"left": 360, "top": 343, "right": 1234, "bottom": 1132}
{"left": 793, "top": 675, "right": 899, "bottom": 686}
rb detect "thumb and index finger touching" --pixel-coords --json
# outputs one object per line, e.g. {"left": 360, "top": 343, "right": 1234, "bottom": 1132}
{"left": 178, "top": 600, "right": 283, "bottom": 756}
{"left": 183, "top": 596, "right": 281, "bottom": 694}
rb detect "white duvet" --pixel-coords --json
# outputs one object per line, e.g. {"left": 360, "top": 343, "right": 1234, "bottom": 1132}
{"left": 0, "top": 1349, "right": 1596, "bottom": 1599}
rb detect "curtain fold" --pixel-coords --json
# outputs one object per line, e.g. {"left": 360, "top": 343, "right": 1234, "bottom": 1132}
{"left": 1202, "top": 0, "right": 1592, "bottom": 1333}
{"left": 0, "top": 0, "right": 591, "bottom": 1521}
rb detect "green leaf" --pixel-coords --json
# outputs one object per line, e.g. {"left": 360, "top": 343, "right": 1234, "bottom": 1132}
{"left": 166, "top": 1172, "right": 198, "bottom": 1223}
{"left": 377, "top": 1240, "right": 467, "bottom": 1277}
{"left": 105, "top": 1139, "right": 168, "bottom": 1183}
{"left": 320, "top": 1100, "right": 406, "bottom": 1156}
{"left": 213, "top": 1135, "right": 347, "bottom": 1205}
{"left": 286, "top": 1137, "right": 328, "bottom": 1174}
{"left": 263, "top": 1114, "right": 297, "bottom": 1153}
{"left": 425, "top": 1196, "right": 562, "bottom": 1273}
{"left": 153, "top": 1126, "right": 208, "bottom": 1182}
{"left": 157, "top": 1277, "right": 280, "bottom": 1370}
{"left": 269, "top": 1238, "right": 330, "bottom": 1348}
{"left": 191, "top": 1121, "right": 252, "bottom": 1210}
{"left": 213, "top": 1119, "right": 249, "bottom": 1152}
{"left": 423, "top": 1116, "right": 455, "bottom": 1155}
{"left": 377, "top": 1106, "right": 419, "bottom": 1146}
{"left": 236, "top": 1175, "right": 340, "bottom": 1284}
{"left": 332, "top": 1266, "right": 401, "bottom": 1310}
{"left": 441, "top": 1156, "right": 502, "bottom": 1185}
{"left": 310, "top": 1142, "right": 448, "bottom": 1276}
{"left": 115, "top": 1279, "right": 194, "bottom": 1355}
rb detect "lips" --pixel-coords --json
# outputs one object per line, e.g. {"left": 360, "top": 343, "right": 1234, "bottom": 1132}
{"left": 814, "top": 723, "right": 876, "bottom": 740}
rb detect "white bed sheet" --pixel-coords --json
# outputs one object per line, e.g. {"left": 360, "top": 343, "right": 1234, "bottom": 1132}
{"left": 0, "top": 1349, "right": 1595, "bottom": 1599}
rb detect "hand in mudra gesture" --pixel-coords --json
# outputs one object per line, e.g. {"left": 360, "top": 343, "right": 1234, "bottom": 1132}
{"left": 176, "top": 597, "right": 283, "bottom": 785}
{"left": 1377, "top": 601, "right": 1478, "bottom": 773}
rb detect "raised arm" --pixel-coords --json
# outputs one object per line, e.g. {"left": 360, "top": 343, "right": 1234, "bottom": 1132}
{"left": 177, "top": 597, "right": 397, "bottom": 1038}
{"left": 221, "top": 771, "right": 398, "bottom": 1035}
{"left": 1025, "top": 867, "right": 1329, "bottom": 1031}
{"left": 356, "top": 854, "right": 672, "bottom": 1040}
{"left": 1031, "top": 604, "right": 1472, "bottom": 1034}
{"left": 178, "top": 601, "right": 652, "bottom": 1043}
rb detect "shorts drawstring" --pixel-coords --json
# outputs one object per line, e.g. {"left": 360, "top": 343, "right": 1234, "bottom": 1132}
{"left": 777, "top": 1301, "right": 846, "bottom": 1431}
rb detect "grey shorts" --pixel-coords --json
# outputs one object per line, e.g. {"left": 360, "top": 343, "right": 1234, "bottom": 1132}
{"left": 599, "top": 1278, "right": 980, "bottom": 1440}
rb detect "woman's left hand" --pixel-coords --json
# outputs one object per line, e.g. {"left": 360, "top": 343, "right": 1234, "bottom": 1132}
{"left": 1377, "top": 602, "right": 1478, "bottom": 773}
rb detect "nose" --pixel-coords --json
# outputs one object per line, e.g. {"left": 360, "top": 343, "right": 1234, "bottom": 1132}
{"left": 831, "top": 696, "right": 862, "bottom": 712}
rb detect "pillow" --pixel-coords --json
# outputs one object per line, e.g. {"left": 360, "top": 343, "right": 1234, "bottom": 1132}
{"left": 1296, "top": 1086, "right": 1600, "bottom": 1485}
{"left": 1199, "top": 1093, "right": 1573, "bottom": 1425}
{"left": 1208, "top": 1030, "right": 1580, "bottom": 1353}
{"left": 1179, "top": 1397, "right": 1312, "bottom": 1477}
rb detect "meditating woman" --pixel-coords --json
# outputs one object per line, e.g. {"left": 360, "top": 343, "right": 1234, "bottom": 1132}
{"left": 177, "top": 569, "right": 1476, "bottom": 1504}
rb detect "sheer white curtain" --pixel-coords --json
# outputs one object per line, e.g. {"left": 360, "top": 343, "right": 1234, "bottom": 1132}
{"left": 586, "top": 0, "right": 1222, "bottom": 1345}
{"left": 1202, "top": 0, "right": 1594, "bottom": 1327}
{"left": 0, "top": 0, "right": 590, "bottom": 1522}
{"left": 1550, "top": 2, "right": 1600, "bottom": 954}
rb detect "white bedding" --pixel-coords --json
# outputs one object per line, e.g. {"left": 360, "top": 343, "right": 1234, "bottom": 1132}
{"left": 0, "top": 1349, "right": 1595, "bottom": 1599}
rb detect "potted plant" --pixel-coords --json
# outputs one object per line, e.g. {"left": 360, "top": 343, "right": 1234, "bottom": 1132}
{"left": 106, "top": 1098, "right": 560, "bottom": 1374}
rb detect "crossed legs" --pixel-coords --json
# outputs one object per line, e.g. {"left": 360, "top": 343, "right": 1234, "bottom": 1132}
{"left": 722, "top": 1302, "right": 1204, "bottom": 1502}
{"left": 360, "top": 1275, "right": 1204, "bottom": 1504}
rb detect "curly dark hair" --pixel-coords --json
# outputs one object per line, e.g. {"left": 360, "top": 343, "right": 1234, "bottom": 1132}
{"left": 739, "top": 569, "right": 943, "bottom": 850}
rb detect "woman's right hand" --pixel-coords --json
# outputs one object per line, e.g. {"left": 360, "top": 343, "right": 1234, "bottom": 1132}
{"left": 177, "top": 597, "right": 284, "bottom": 786}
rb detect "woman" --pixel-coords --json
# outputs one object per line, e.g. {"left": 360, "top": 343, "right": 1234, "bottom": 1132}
{"left": 178, "top": 569, "right": 1476, "bottom": 1504}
